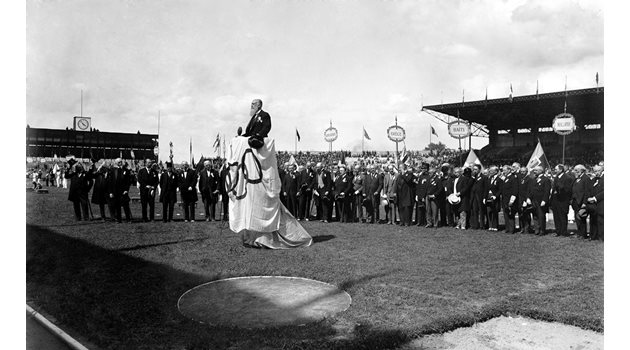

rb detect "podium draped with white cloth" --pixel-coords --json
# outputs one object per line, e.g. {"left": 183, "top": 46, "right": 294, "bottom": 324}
{"left": 226, "top": 136, "right": 312, "bottom": 249}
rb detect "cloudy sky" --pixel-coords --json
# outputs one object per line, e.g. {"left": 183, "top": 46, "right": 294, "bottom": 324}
{"left": 26, "top": 0, "right": 603, "bottom": 161}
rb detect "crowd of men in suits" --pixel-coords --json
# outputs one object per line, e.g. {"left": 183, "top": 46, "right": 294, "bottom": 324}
{"left": 63, "top": 157, "right": 229, "bottom": 223}
{"left": 60, "top": 154, "right": 604, "bottom": 241}
{"left": 277, "top": 160, "right": 604, "bottom": 241}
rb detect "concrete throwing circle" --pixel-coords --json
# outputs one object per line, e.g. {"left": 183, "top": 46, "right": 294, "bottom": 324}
{"left": 177, "top": 276, "right": 352, "bottom": 328}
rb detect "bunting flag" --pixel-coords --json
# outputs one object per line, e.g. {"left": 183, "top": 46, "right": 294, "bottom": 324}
{"left": 508, "top": 83, "right": 513, "bottom": 102}
{"left": 431, "top": 125, "right": 438, "bottom": 137}
{"left": 296, "top": 128, "right": 301, "bottom": 142}
{"left": 526, "top": 141, "right": 551, "bottom": 170}
{"left": 213, "top": 133, "right": 220, "bottom": 149}
{"left": 363, "top": 127, "right": 371, "bottom": 140}
{"left": 289, "top": 154, "right": 297, "bottom": 165}
{"left": 463, "top": 149, "right": 483, "bottom": 169}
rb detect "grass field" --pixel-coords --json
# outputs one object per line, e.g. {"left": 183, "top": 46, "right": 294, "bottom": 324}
{"left": 26, "top": 186, "right": 604, "bottom": 350}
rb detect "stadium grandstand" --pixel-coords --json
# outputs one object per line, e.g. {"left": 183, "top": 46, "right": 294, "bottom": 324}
{"left": 422, "top": 87, "right": 604, "bottom": 166}
{"left": 26, "top": 126, "right": 158, "bottom": 163}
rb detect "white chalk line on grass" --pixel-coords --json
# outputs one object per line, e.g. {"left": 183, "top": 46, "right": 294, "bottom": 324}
{"left": 26, "top": 304, "right": 90, "bottom": 350}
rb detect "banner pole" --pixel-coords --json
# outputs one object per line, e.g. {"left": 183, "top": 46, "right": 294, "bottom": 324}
{"left": 562, "top": 135, "right": 565, "bottom": 164}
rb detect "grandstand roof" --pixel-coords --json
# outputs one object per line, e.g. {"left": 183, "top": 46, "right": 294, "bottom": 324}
{"left": 423, "top": 87, "right": 604, "bottom": 130}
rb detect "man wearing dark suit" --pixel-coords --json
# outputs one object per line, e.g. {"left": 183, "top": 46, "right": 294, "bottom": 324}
{"left": 178, "top": 161, "right": 198, "bottom": 222}
{"left": 470, "top": 164, "right": 487, "bottom": 230}
{"left": 425, "top": 168, "right": 443, "bottom": 228}
{"left": 551, "top": 164, "right": 573, "bottom": 237}
{"left": 278, "top": 162, "right": 288, "bottom": 207}
{"left": 243, "top": 99, "right": 271, "bottom": 149}
{"left": 298, "top": 163, "right": 315, "bottom": 221}
{"left": 107, "top": 158, "right": 133, "bottom": 223}
{"left": 352, "top": 164, "right": 366, "bottom": 223}
{"left": 137, "top": 158, "right": 159, "bottom": 222}
{"left": 65, "top": 161, "right": 94, "bottom": 221}
{"left": 527, "top": 166, "right": 552, "bottom": 235}
{"left": 382, "top": 165, "right": 398, "bottom": 225}
{"left": 587, "top": 164, "right": 604, "bottom": 241}
{"left": 219, "top": 161, "right": 230, "bottom": 221}
{"left": 486, "top": 166, "right": 502, "bottom": 231}
{"left": 282, "top": 164, "right": 299, "bottom": 217}
{"left": 516, "top": 167, "right": 533, "bottom": 234}
{"left": 199, "top": 160, "right": 220, "bottom": 221}
{"left": 571, "top": 164, "right": 592, "bottom": 239}
{"left": 414, "top": 164, "right": 430, "bottom": 226}
{"left": 440, "top": 165, "right": 455, "bottom": 227}
{"left": 333, "top": 165, "right": 352, "bottom": 223}
{"left": 454, "top": 167, "right": 474, "bottom": 230}
{"left": 159, "top": 162, "right": 178, "bottom": 222}
{"left": 396, "top": 164, "right": 415, "bottom": 226}
{"left": 362, "top": 165, "right": 376, "bottom": 223}
{"left": 369, "top": 165, "right": 384, "bottom": 224}
{"left": 313, "top": 162, "right": 334, "bottom": 222}
{"left": 91, "top": 162, "right": 110, "bottom": 221}
{"left": 501, "top": 165, "right": 519, "bottom": 234}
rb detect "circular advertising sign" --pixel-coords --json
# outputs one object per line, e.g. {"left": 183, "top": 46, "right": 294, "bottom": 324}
{"left": 552, "top": 113, "right": 576, "bottom": 135}
{"left": 448, "top": 121, "right": 470, "bottom": 139}
{"left": 324, "top": 127, "right": 338, "bottom": 142}
{"left": 387, "top": 125, "right": 406, "bottom": 142}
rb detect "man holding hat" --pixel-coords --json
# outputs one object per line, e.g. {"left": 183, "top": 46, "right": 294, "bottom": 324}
{"left": 333, "top": 165, "right": 351, "bottom": 222}
{"left": 414, "top": 163, "right": 430, "bottom": 227}
{"left": 571, "top": 164, "right": 592, "bottom": 239}
{"left": 313, "top": 162, "right": 334, "bottom": 222}
{"left": 179, "top": 161, "right": 198, "bottom": 222}
{"left": 65, "top": 159, "right": 94, "bottom": 221}
{"left": 551, "top": 164, "right": 573, "bottom": 237}
{"left": 107, "top": 158, "right": 133, "bottom": 223}
{"left": 587, "top": 164, "right": 604, "bottom": 241}
{"left": 527, "top": 166, "right": 551, "bottom": 235}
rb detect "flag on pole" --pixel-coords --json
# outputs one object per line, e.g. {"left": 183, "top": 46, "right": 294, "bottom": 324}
{"left": 462, "top": 89, "right": 465, "bottom": 104}
{"left": 296, "top": 128, "right": 301, "bottom": 142}
{"left": 213, "top": 133, "right": 220, "bottom": 149}
{"left": 536, "top": 80, "right": 539, "bottom": 100}
{"left": 363, "top": 127, "right": 371, "bottom": 140}
{"left": 526, "top": 141, "right": 551, "bottom": 170}
{"left": 399, "top": 143, "right": 409, "bottom": 164}
{"left": 431, "top": 125, "right": 438, "bottom": 137}
{"left": 508, "top": 83, "right": 513, "bottom": 102}
{"left": 189, "top": 137, "right": 193, "bottom": 164}
{"left": 120, "top": 150, "right": 123, "bottom": 159}
{"left": 484, "top": 87, "right": 488, "bottom": 106}
{"left": 596, "top": 72, "right": 599, "bottom": 93}
{"left": 289, "top": 154, "right": 297, "bottom": 165}
{"left": 463, "top": 149, "right": 483, "bottom": 169}
{"left": 130, "top": 149, "right": 135, "bottom": 159}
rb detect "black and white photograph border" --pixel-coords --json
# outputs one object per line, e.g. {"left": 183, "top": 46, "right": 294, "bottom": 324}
{"left": 8, "top": 1, "right": 628, "bottom": 348}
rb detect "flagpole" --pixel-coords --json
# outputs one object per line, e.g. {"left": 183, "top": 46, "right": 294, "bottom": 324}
{"left": 362, "top": 126, "right": 364, "bottom": 155}
{"left": 395, "top": 116, "right": 399, "bottom": 169}
{"left": 295, "top": 128, "right": 297, "bottom": 154}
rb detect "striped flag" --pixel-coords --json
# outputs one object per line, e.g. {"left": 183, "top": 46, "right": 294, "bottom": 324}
{"left": 363, "top": 127, "right": 371, "bottom": 140}
{"left": 399, "top": 143, "right": 409, "bottom": 164}
{"left": 213, "top": 133, "right": 220, "bottom": 149}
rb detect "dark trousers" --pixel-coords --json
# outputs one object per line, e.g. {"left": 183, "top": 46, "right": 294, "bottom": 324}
{"left": 316, "top": 196, "right": 332, "bottom": 221}
{"left": 487, "top": 201, "right": 499, "bottom": 229}
{"left": 183, "top": 201, "right": 196, "bottom": 221}
{"left": 439, "top": 200, "right": 448, "bottom": 226}
{"left": 335, "top": 197, "right": 349, "bottom": 222}
{"left": 415, "top": 200, "right": 426, "bottom": 226}
{"left": 518, "top": 208, "right": 532, "bottom": 233}
{"left": 533, "top": 202, "right": 547, "bottom": 234}
{"left": 109, "top": 197, "right": 131, "bottom": 222}
{"left": 203, "top": 196, "right": 216, "bottom": 220}
{"left": 502, "top": 203, "right": 516, "bottom": 233}
{"left": 370, "top": 195, "right": 380, "bottom": 223}
{"left": 399, "top": 205, "right": 412, "bottom": 226}
{"left": 552, "top": 201, "right": 569, "bottom": 236}
{"left": 470, "top": 198, "right": 486, "bottom": 229}
{"left": 97, "top": 203, "right": 108, "bottom": 220}
{"left": 595, "top": 211, "right": 604, "bottom": 241}
{"left": 298, "top": 191, "right": 312, "bottom": 220}
{"left": 427, "top": 199, "right": 440, "bottom": 226}
{"left": 72, "top": 198, "right": 89, "bottom": 220}
{"left": 287, "top": 193, "right": 298, "bottom": 217}
{"left": 222, "top": 198, "right": 229, "bottom": 220}
{"left": 162, "top": 201, "right": 175, "bottom": 222}
{"left": 141, "top": 195, "right": 155, "bottom": 221}
{"left": 354, "top": 195, "right": 365, "bottom": 222}
{"left": 445, "top": 202, "right": 456, "bottom": 227}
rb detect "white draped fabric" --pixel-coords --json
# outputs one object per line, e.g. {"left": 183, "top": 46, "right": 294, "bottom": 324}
{"left": 227, "top": 136, "right": 312, "bottom": 249}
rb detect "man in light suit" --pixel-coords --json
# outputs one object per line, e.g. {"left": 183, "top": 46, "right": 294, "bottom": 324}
{"left": 382, "top": 165, "right": 398, "bottom": 225}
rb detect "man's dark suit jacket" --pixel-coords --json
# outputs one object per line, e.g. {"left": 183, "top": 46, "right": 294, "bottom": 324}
{"left": 137, "top": 167, "right": 159, "bottom": 199}
{"left": 199, "top": 169, "right": 220, "bottom": 202}
{"left": 244, "top": 110, "right": 271, "bottom": 138}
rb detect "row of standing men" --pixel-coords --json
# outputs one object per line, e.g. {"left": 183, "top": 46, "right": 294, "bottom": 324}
{"left": 277, "top": 160, "right": 604, "bottom": 241}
